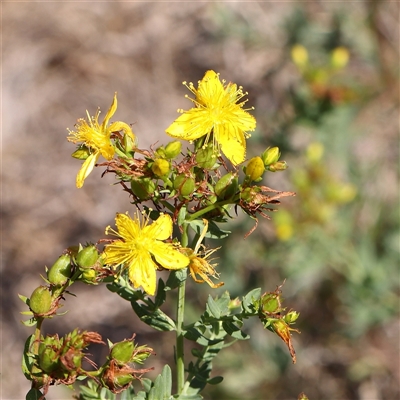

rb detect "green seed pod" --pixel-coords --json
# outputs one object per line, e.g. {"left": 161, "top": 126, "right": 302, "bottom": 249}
{"left": 47, "top": 254, "right": 72, "bottom": 285}
{"left": 215, "top": 172, "right": 238, "bottom": 200}
{"left": 39, "top": 340, "right": 59, "bottom": 373}
{"left": 29, "top": 286, "right": 52, "bottom": 314}
{"left": 261, "top": 147, "right": 280, "bottom": 166}
{"left": 111, "top": 340, "right": 135, "bottom": 364}
{"left": 260, "top": 292, "right": 281, "bottom": 315}
{"left": 114, "top": 373, "right": 134, "bottom": 387}
{"left": 245, "top": 157, "right": 265, "bottom": 181}
{"left": 164, "top": 140, "right": 182, "bottom": 159}
{"left": 173, "top": 175, "right": 196, "bottom": 198}
{"left": 71, "top": 146, "right": 90, "bottom": 160}
{"left": 195, "top": 144, "right": 218, "bottom": 169}
{"left": 240, "top": 186, "right": 260, "bottom": 203}
{"left": 130, "top": 178, "right": 156, "bottom": 200}
{"left": 151, "top": 159, "right": 170, "bottom": 177}
{"left": 76, "top": 245, "right": 99, "bottom": 269}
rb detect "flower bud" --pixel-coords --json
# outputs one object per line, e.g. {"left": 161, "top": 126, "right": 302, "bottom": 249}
{"left": 80, "top": 268, "right": 97, "bottom": 284}
{"left": 151, "top": 159, "right": 170, "bottom": 177}
{"left": 71, "top": 146, "right": 90, "bottom": 160}
{"left": 164, "top": 140, "right": 182, "bottom": 159}
{"left": 261, "top": 147, "right": 280, "bottom": 166}
{"left": 110, "top": 340, "right": 135, "bottom": 364}
{"left": 245, "top": 157, "right": 265, "bottom": 181}
{"left": 47, "top": 254, "right": 72, "bottom": 285}
{"left": 30, "top": 286, "right": 52, "bottom": 314}
{"left": 268, "top": 161, "right": 288, "bottom": 172}
{"left": 196, "top": 144, "right": 218, "bottom": 169}
{"left": 291, "top": 44, "right": 308, "bottom": 68}
{"left": 76, "top": 245, "right": 99, "bottom": 269}
{"left": 331, "top": 46, "right": 349, "bottom": 69}
{"left": 130, "top": 178, "right": 156, "bottom": 200}
{"left": 173, "top": 174, "right": 196, "bottom": 198}
{"left": 215, "top": 172, "right": 238, "bottom": 200}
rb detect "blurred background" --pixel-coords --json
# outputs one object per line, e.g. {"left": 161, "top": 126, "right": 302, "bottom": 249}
{"left": 2, "top": 1, "right": 399, "bottom": 399}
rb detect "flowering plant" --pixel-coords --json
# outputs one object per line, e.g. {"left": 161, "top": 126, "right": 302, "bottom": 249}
{"left": 21, "top": 71, "right": 300, "bottom": 400}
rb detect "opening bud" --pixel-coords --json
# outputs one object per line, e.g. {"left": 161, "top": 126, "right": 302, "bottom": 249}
{"left": 261, "top": 147, "right": 280, "bottom": 166}
{"left": 151, "top": 158, "right": 170, "bottom": 177}
{"left": 268, "top": 161, "right": 288, "bottom": 172}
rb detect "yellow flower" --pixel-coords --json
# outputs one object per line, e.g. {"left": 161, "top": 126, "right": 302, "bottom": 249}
{"left": 181, "top": 219, "right": 224, "bottom": 289}
{"left": 165, "top": 70, "right": 256, "bottom": 165}
{"left": 67, "top": 93, "right": 135, "bottom": 188}
{"left": 103, "top": 212, "right": 189, "bottom": 296}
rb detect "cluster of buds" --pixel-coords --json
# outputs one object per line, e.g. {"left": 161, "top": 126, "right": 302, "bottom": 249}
{"left": 24, "top": 330, "right": 153, "bottom": 397}
{"left": 256, "top": 284, "right": 300, "bottom": 363}
{"left": 24, "top": 329, "right": 103, "bottom": 395}
{"left": 101, "top": 336, "right": 154, "bottom": 392}
{"left": 20, "top": 245, "right": 112, "bottom": 323}
{"left": 101, "top": 140, "right": 294, "bottom": 235}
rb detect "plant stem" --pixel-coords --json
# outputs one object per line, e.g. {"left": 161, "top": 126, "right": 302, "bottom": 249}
{"left": 176, "top": 223, "right": 189, "bottom": 394}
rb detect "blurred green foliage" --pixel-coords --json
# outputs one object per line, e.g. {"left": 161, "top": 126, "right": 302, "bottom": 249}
{"left": 195, "top": 4, "right": 399, "bottom": 399}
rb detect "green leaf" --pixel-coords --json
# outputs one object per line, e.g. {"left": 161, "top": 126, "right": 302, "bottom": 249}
{"left": 241, "top": 288, "right": 261, "bottom": 314}
{"left": 175, "top": 393, "right": 203, "bottom": 400}
{"left": 165, "top": 269, "right": 187, "bottom": 290}
{"left": 188, "top": 220, "right": 231, "bottom": 240}
{"left": 22, "top": 334, "right": 36, "bottom": 380}
{"left": 207, "top": 376, "right": 223, "bottom": 385}
{"left": 131, "top": 301, "right": 176, "bottom": 331}
{"left": 178, "top": 206, "right": 187, "bottom": 226}
{"left": 77, "top": 381, "right": 116, "bottom": 400}
{"left": 222, "top": 321, "right": 249, "bottom": 340}
{"left": 26, "top": 388, "right": 45, "bottom": 400}
{"left": 206, "top": 296, "right": 221, "bottom": 319}
{"left": 154, "top": 278, "right": 167, "bottom": 307}
{"left": 18, "top": 293, "right": 29, "bottom": 305}
{"left": 148, "top": 365, "right": 172, "bottom": 400}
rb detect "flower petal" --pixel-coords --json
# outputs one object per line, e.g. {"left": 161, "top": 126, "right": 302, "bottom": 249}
{"left": 101, "top": 92, "right": 118, "bottom": 132}
{"left": 113, "top": 213, "right": 140, "bottom": 242}
{"left": 215, "top": 124, "right": 246, "bottom": 165}
{"left": 166, "top": 109, "right": 213, "bottom": 141}
{"left": 76, "top": 151, "right": 100, "bottom": 188}
{"left": 109, "top": 121, "right": 136, "bottom": 143}
{"left": 143, "top": 214, "right": 173, "bottom": 240}
{"left": 128, "top": 251, "right": 157, "bottom": 295}
{"left": 151, "top": 241, "right": 189, "bottom": 270}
